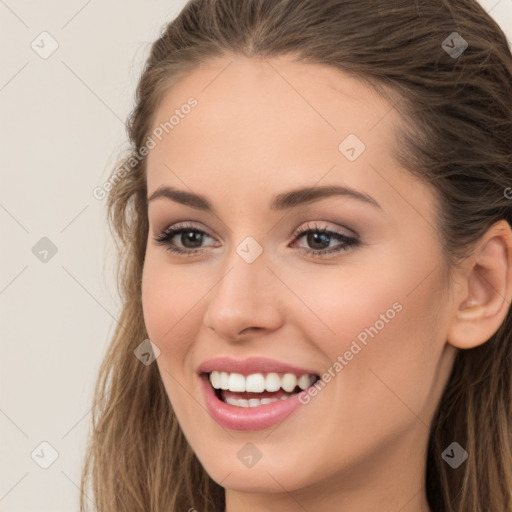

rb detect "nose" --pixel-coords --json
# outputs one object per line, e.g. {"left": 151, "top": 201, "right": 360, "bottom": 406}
{"left": 202, "top": 245, "right": 283, "bottom": 342}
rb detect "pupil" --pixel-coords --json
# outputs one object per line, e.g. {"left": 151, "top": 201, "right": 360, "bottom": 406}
{"left": 308, "top": 232, "right": 330, "bottom": 250}
{"left": 182, "top": 231, "right": 203, "bottom": 248}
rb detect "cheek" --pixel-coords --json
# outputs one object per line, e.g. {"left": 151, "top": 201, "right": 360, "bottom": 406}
{"left": 328, "top": 272, "right": 445, "bottom": 437}
{"left": 307, "top": 249, "right": 442, "bottom": 357}
{"left": 292, "top": 255, "right": 445, "bottom": 405}
{"left": 141, "top": 256, "right": 204, "bottom": 415}
{"left": 283, "top": 261, "right": 409, "bottom": 356}
{"left": 141, "top": 255, "right": 198, "bottom": 362}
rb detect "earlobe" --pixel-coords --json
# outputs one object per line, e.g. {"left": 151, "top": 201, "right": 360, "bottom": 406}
{"left": 447, "top": 220, "right": 512, "bottom": 350}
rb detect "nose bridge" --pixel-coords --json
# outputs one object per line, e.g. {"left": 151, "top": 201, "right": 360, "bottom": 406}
{"left": 203, "top": 234, "right": 282, "bottom": 339}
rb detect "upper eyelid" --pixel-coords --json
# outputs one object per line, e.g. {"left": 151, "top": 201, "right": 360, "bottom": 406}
{"left": 155, "top": 222, "right": 217, "bottom": 245}
{"left": 159, "top": 221, "right": 212, "bottom": 237}
{"left": 156, "top": 220, "right": 357, "bottom": 242}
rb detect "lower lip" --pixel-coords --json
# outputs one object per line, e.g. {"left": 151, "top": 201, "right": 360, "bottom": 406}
{"left": 199, "top": 374, "right": 312, "bottom": 431}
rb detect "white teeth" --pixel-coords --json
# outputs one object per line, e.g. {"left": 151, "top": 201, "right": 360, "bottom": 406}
{"left": 246, "top": 373, "right": 266, "bottom": 392}
{"left": 224, "top": 395, "right": 293, "bottom": 407}
{"left": 220, "top": 372, "right": 229, "bottom": 390}
{"left": 208, "top": 371, "right": 317, "bottom": 393}
{"left": 298, "top": 374, "right": 316, "bottom": 390}
{"left": 210, "top": 371, "right": 220, "bottom": 389}
{"left": 281, "top": 373, "right": 298, "bottom": 393}
{"left": 228, "top": 373, "right": 246, "bottom": 392}
{"left": 265, "top": 373, "right": 281, "bottom": 392}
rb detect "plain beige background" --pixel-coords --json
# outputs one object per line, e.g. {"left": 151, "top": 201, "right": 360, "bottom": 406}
{"left": 1, "top": 1, "right": 511, "bottom": 511}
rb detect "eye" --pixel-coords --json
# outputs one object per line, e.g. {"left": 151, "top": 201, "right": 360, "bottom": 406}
{"left": 153, "top": 222, "right": 216, "bottom": 257}
{"left": 153, "top": 221, "right": 359, "bottom": 258}
{"left": 291, "top": 222, "right": 359, "bottom": 257}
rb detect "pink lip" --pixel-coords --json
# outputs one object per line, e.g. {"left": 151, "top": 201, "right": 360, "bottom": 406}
{"left": 199, "top": 373, "right": 313, "bottom": 431}
{"left": 196, "top": 356, "right": 319, "bottom": 376}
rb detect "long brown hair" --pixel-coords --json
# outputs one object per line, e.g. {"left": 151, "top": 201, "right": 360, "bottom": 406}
{"left": 80, "top": 1, "right": 512, "bottom": 510}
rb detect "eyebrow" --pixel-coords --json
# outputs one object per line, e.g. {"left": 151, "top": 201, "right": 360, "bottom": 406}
{"left": 147, "top": 184, "right": 382, "bottom": 212}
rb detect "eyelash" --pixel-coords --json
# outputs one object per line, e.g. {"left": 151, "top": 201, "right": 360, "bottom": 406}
{"left": 153, "top": 221, "right": 359, "bottom": 258}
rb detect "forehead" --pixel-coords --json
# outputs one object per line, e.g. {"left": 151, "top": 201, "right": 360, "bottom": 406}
{"left": 145, "top": 55, "right": 428, "bottom": 218}
{"left": 148, "top": 55, "right": 397, "bottom": 151}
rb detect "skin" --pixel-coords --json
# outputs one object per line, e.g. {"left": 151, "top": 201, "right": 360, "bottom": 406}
{"left": 141, "top": 54, "right": 512, "bottom": 512}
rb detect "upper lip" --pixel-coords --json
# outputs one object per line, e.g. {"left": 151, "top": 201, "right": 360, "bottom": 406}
{"left": 197, "top": 356, "right": 320, "bottom": 376}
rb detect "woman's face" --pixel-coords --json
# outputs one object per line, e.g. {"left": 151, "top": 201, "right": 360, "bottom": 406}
{"left": 142, "top": 55, "right": 458, "bottom": 509}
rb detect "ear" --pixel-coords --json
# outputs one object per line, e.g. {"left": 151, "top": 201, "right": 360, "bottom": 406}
{"left": 447, "top": 219, "right": 512, "bottom": 349}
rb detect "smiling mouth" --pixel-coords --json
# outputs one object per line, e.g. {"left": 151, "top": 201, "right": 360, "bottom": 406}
{"left": 204, "top": 371, "right": 321, "bottom": 408}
